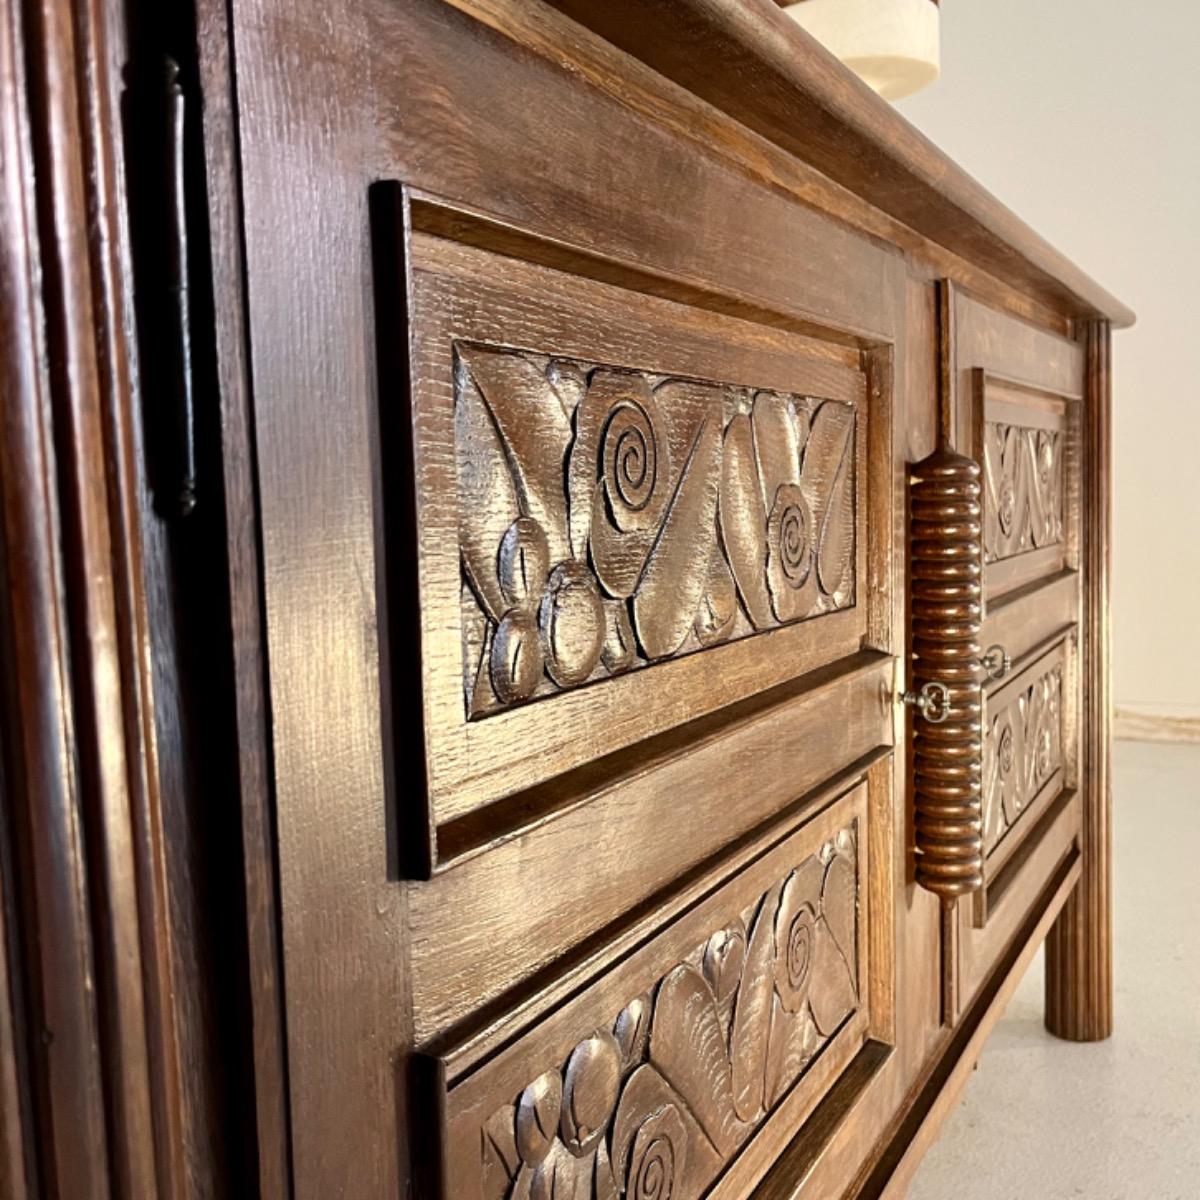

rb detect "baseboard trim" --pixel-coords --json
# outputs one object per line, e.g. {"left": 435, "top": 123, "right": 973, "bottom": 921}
{"left": 1114, "top": 708, "right": 1200, "bottom": 744}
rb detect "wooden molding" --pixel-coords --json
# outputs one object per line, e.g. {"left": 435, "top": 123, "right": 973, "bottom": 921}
{"left": 1114, "top": 708, "right": 1200, "bottom": 745}
{"left": 1044, "top": 321, "right": 1114, "bottom": 1043}
{"left": 541, "top": 0, "right": 1132, "bottom": 328}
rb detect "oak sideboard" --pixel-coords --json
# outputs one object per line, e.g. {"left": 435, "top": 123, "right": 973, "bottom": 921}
{"left": 0, "top": 1, "right": 1130, "bottom": 1197}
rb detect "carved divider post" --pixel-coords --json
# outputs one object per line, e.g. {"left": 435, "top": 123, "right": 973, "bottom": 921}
{"left": 909, "top": 449, "right": 985, "bottom": 901}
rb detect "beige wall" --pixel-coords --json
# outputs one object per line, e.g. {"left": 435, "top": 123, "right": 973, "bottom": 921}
{"left": 897, "top": 0, "right": 1200, "bottom": 721}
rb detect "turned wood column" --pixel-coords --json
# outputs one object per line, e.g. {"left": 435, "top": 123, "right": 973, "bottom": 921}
{"left": 1045, "top": 320, "right": 1114, "bottom": 1041}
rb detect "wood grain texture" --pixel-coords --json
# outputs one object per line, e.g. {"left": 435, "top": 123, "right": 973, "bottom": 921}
{"left": 410, "top": 652, "right": 892, "bottom": 1041}
{"left": 536, "top": 0, "right": 1133, "bottom": 327}
{"left": 472, "top": 831, "right": 857, "bottom": 1200}
{"left": 860, "top": 845, "right": 1082, "bottom": 1200}
{"left": 230, "top": 0, "right": 412, "bottom": 1192}
{"left": 0, "top": 0, "right": 181, "bottom": 1190}
{"left": 0, "top": 857, "right": 30, "bottom": 1200}
{"left": 1045, "top": 322, "right": 1114, "bottom": 1042}
{"left": 908, "top": 449, "right": 985, "bottom": 900}
{"left": 0, "top": 2, "right": 115, "bottom": 1192}
{"left": 192, "top": 0, "right": 294, "bottom": 1188}
{"left": 1114, "top": 709, "right": 1200, "bottom": 744}
{"left": 982, "top": 652, "right": 1064, "bottom": 858}
{"left": 430, "top": 788, "right": 868, "bottom": 1200}
{"left": 213, "top": 1, "right": 1126, "bottom": 1196}
{"left": 454, "top": 343, "right": 856, "bottom": 716}
{"left": 972, "top": 370, "right": 1079, "bottom": 602}
{"left": 983, "top": 421, "right": 1064, "bottom": 565}
{"left": 397, "top": 210, "right": 873, "bottom": 838}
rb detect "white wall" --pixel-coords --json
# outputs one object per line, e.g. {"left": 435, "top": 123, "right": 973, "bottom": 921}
{"left": 895, "top": 0, "right": 1200, "bottom": 721}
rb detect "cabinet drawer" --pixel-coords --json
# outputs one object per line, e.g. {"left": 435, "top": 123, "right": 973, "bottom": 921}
{"left": 421, "top": 782, "right": 877, "bottom": 1200}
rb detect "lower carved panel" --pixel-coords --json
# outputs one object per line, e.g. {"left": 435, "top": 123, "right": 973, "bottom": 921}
{"left": 983, "top": 658, "right": 1064, "bottom": 856}
{"left": 429, "top": 790, "right": 868, "bottom": 1200}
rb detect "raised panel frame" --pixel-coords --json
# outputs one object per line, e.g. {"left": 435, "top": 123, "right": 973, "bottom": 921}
{"left": 974, "top": 635, "right": 1080, "bottom": 929}
{"left": 972, "top": 370, "right": 1081, "bottom": 601}
{"left": 420, "top": 781, "right": 889, "bottom": 1200}
{"left": 374, "top": 187, "right": 890, "bottom": 874}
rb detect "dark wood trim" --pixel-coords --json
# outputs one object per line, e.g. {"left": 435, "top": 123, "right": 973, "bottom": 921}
{"left": 2, "top": 0, "right": 270, "bottom": 1193}
{"left": 0, "top": 0, "right": 115, "bottom": 1189}
{"left": 1044, "top": 321, "right": 1114, "bottom": 1041}
{"left": 190, "top": 0, "right": 294, "bottom": 1189}
{"left": 0, "top": 849, "right": 32, "bottom": 1200}
{"left": 538, "top": 0, "right": 1133, "bottom": 328}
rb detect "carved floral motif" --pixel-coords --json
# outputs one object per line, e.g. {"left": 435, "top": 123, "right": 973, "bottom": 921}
{"left": 456, "top": 345, "right": 857, "bottom": 716}
{"left": 983, "top": 665, "right": 1063, "bottom": 854}
{"left": 477, "top": 826, "right": 859, "bottom": 1200}
{"left": 982, "top": 421, "right": 1064, "bottom": 564}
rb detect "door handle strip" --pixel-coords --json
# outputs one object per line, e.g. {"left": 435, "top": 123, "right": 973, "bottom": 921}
{"left": 909, "top": 448, "right": 985, "bottom": 901}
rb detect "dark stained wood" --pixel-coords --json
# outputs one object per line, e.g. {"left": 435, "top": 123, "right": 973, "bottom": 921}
{"left": 0, "top": 850, "right": 31, "bottom": 1200}
{"left": 0, "top": 0, "right": 1128, "bottom": 1196}
{"left": 0, "top": 0, "right": 116, "bottom": 1188}
{"left": 431, "top": 787, "right": 868, "bottom": 1200}
{"left": 535, "top": 0, "right": 1134, "bottom": 328}
{"left": 908, "top": 448, "right": 985, "bottom": 902}
{"left": 2, "top": 0, "right": 267, "bottom": 1194}
{"left": 191, "top": 0, "right": 293, "bottom": 1189}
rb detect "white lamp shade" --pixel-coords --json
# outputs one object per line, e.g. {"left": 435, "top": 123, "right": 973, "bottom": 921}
{"left": 784, "top": 0, "right": 941, "bottom": 101}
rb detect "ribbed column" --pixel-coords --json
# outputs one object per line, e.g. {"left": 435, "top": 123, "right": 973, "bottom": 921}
{"left": 909, "top": 448, "right": 985, "bottom": 901}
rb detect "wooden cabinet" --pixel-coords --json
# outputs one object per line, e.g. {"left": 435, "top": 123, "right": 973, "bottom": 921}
{"left": 0, "top": 1, "right": 1128, "bottom": 1197}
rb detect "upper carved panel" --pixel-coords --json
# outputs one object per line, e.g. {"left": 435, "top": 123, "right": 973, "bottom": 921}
{"left": 456, "top": 345, "right": 857, "bottom": 716}
{"left": 982, "top": 421, "right": 1064, "bottom": 564}
{"left": 983, "top": 663, "right": 1063, "bottom": 855}
{"left": 474, "top": 824, "right": 859, "bottom": 1200}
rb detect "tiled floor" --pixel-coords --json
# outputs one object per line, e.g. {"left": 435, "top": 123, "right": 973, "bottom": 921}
{"left": 909, "top": 739, "right": 1200, "bottom": 1200}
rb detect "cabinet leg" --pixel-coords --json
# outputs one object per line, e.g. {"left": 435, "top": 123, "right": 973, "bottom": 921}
{"left": 1044, "top": 809, "right": 1112, "bottom": 1040}
{"left": 1045, "top": 321, "right": 1113, "bottom": 1043}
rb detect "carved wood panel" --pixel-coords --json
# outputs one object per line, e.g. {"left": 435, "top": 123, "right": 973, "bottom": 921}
{"left": 982, "top": 420, "right": 1063, "bottom": 564}
{"left": 457, "top": 344, "right": 857, "bottom": 717}
{"left": 972, "top": 372, "right": 1078, "bottom": 601}
{"left": 392, "top": 210, "right": 872, "bottom": 841}
{"left": 983, "top": 659, "right": 1064, "bottom": 857}
{"left": 430, "top": 791, "right": 869, "bottom": 1200}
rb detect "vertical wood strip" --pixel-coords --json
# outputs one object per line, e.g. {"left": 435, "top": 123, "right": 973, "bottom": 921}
{"left": 192, "top": 0, "right": 296, "bottom": 1190}
{"left": 1044, "top": 320, "right": 1113, "bottom": 1041}
{"left": 21, "top": 0, "right": 161, "bottom": 1187}
{"left": 0, "top": 0, "right": 114, "bottom": 1192}
{"left": 937, "top": 279, "right": 957, "bottom": 448}
{"left": 0, "top": 852, "right": 31, "bottom": 1200}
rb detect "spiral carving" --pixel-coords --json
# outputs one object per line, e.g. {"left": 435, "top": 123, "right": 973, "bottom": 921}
{"left": 628, "top": 1131, "right": 675, "bottom": 1200}
{"left": 769, "top": 485, "right": 812, "bottom": 588}
{"left": 601, "top": 399, "right": 665, "bottom": 532}
{"left": 780, "top": 906, "right": 814, "bottom": 997}
{"left": 909, "top": 448, "right": 985, "bottom": 900}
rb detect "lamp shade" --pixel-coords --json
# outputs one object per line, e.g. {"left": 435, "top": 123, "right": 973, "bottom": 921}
{"left": 783, "top": 0, "right": 941, "bottom": 101}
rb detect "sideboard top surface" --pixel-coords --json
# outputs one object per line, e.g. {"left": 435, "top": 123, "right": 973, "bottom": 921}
{"left": 540, "top": 0, "right": 1135, "bottom": 329}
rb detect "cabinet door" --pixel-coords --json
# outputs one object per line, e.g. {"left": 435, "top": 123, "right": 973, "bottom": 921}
{"left": 942, "top": 284, "right": 1085, "bottom": 1014}
{"left": 226, "top": 2, "right": 913, "bottom": 1196}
